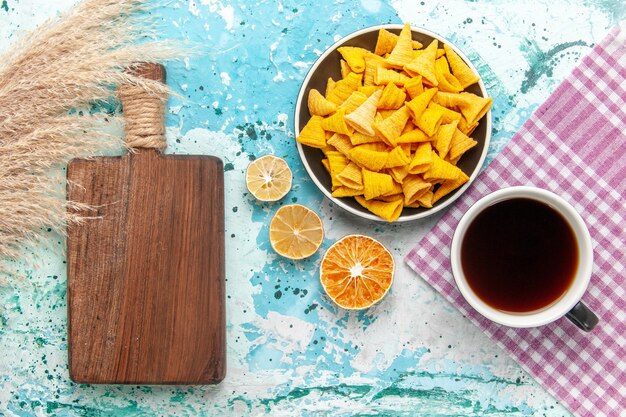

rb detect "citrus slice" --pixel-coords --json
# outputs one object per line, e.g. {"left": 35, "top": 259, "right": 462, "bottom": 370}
{"left": 269, "top": 204, "right": 324, "bottom": 259}
{"left": 320, "top": 234, "right": 394, "bottom": 309}
{"left": 246, "top": 155, "right": 292, "bottom": 201}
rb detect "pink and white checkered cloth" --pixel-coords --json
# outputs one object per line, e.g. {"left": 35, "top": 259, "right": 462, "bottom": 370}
{"left": 405, "top": 26, "right": 626, "bottom": 417}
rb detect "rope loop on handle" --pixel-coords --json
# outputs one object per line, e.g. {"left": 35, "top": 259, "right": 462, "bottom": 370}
{"left": 118, "top": 84, "right": 167, "bottom": 150}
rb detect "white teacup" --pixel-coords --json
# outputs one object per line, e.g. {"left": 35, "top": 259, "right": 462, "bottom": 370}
{"left": 450, "top": 186, "right": 598, "bottom": 331}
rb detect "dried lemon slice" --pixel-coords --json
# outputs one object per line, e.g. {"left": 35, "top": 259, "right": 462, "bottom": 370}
{"left": 269, "top": 204, "right": 324, "bottom": 259}
{"left": 245, "top": 155, "right": 292, "bottom": 202}
{"left": 320, "top": 234, "right": 395, "bottom": 309}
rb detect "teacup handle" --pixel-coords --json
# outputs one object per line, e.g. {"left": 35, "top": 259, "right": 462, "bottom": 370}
{"left": 565, "top": 301, "right": 598, "bottom": 332}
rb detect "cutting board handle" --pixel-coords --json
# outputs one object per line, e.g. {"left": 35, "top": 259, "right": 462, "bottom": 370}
{"left": 118, "top": 62, "right": 168, "bottom": 152}
{"left": 128, "top": 62, "right": 166, "bottom": 83}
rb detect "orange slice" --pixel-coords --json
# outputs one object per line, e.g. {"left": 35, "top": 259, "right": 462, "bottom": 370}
{"left": 320, "top": 235, "right": 394, "bottom": 309}
{"left": 269, "top": 204, "right": 324, "bottom": 259}
{"left": 245, "top": 155, "right": 292, "bottom": 201}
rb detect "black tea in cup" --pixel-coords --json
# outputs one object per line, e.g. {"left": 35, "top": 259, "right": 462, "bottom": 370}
{"left": 461, "top": 198, "right": 579, "bottom": 313}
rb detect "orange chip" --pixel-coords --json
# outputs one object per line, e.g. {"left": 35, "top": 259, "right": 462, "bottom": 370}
{"left": 457, "top": 92, "right": 491, "bottom": 126}
{"left": 435, "top": 56, "right": 450, "bottom": 73}
{"left": 432, "top": 171, "right": 469, "bottom": 204}
{"left": 417, "top": 189, "right": 434, "bottom": 207}
{"left": 433, "top": 91, "right": 492, "bottom": 126}
{"left": 428, "top": 102, "right": 462, "bottom": 124}
{"left": 326, "top": 150, "right": 349, "bottom": 189}
{"left": 408, "top": 142, "right": 432, "bottom": 174}
{"left": 337, "top": 162, "right": 364, "bottom": 190}
{"left": 374, "top": 29, "right": 423, "bottom": 56}
{"left": 384, "top": 23, "right": 414, "bottom": 69}
{"left": 433, "top": 120, "right": 458, "bottom": 160}
{"left": 378, "top": 109, "right": 397, "bottom": 119}
{"left": 375, "top": 66, "right": 411, "bottom": 87}
{"left": 340, "top": 59, "right": 352, "bottom": 78}
{"left": 404, "top": 39, "right": 438, "bottom": 86}
{"left": 320, "top": 143, "right": 335, "bottom": 156}
{"left": 321, "top": 158, "right": 330, "bottom": 174}
{"left": 355, "top": 195, "right": 404, "bottom": 222}
{"left": 377, "top": 193, "right": 402, "bottom": 203}
{"left": 345, "top": 90, "right": 382, "bottom": 136}
{"left": 383, "top": 146, "right": 411, "bottom": 168}
{"left": 412, "top": 46, "right": 445, "bottom": 61}
{"left": 404, "top": 75, "right": 424, "bottom": 99}
{"left": 326, "top": 132, "right": 354, "bottom": 157}
{"left": 443, "top": 44, "right": 480, "bottom": 89}
{"left": 297, "top": 115, "right": 327, "bottom": 148}
{"left": 378, "top": 82, "right": 407, "bottom": 110}
{"left": 409, "top": 142, "right": 421, "bottom": 152}
{"left": 382, "top": 180, "right": 403, "bottom": 197}
{"left": 375, "top": 27, "right": 423, "bottom": 56}
{"left": 363, "top": 53, "right": 385, "bottom": 86}
{"left": 326, "top": 77, "right": 336, "bottom": 98}
{"left": 448, "top": 128, "right": 478, "bottom": 160}
{"left": 362, "top": 169, "right": 395, "bottom": 200}
{"left": 326, "top": 149, "right": 348, "bottom": 167}
{"left": 332, "top": 186, "right": 363, "bottom": 198}
{"left": 358, "top": 85, "right": 384, "bottom": 96}
{"left": 397, "top": 128, "right": 430, "bottom": 144}
{"left": 308, "top": 88, "right": 338, "bottom": 117}
{"left": 388, "top": 164, "right": 409, "bottom": 184}
{"left": 423, "top": 151, "right": 462, "bottom": 181}
{"left": 402, "top": 174, "right": 431, "bottom": 205}
{"left": 360, "top": 142, "right": 388, "bottom": 152}
{"left": 446, "top": 155, "right": 461, "bottom": 166}
{"left": 372, "top": 105, "right": 410, "bottom": 147}
{"left": 322, "top": 110, "right": 354, "bottom": 136}
{"left": 458, "top": 116, "right": 479, "bottom": 135}
{"left": 375, "top": 28, "right": 400, "bottom": 56}
{"left": 435, "top": 57, "right": 463, "bottom": 93}
{"left": 401, "top": 119, "right": 415, "bottom": 134}
{"left": 349, "top": 145, "right": 388, "bottom": 172}
{"left": 416, "top": 106, "right": 444, "bottom": 137}
{"left": 375, "top": 66, "right": 411, "bottom": 86}
{"left": 406, "top": 189, "right": 434, "bottom": 208}
{"left": 350, "top": 131, "right": 380, "bottom": 145}
{"left": 326, "top": 72, "right": 363, "bottom": 105}
{"left": 406, "top": 87, "right": 438, "bottom": 122}
{"left": 338, "top": 91, "right": 369, "bottom": 114}
{"left": 338, "top": 46, "right": 368, "bottom": 73}
{"left": 399, "top": 142, "right": 412, "bottom": 157}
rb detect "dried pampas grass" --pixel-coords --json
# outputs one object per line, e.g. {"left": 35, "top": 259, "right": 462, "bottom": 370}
{"left": 0, "top": 0, "right": 182, "bottom": 273}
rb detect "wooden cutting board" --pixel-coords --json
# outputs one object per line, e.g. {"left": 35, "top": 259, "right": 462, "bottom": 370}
{"left": 66, "top": 63, "right": 226, "bottom": 384}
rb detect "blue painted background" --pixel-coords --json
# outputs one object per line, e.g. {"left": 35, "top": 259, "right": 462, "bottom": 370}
{"left": 0, "top": 0, "right": 622, "bottom": 416}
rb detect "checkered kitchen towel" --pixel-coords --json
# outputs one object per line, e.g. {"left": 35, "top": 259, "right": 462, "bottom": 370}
{"left": 405, "top": 25, "right": 626, "bottom": 417}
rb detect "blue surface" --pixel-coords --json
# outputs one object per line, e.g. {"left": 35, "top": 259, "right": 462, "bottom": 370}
{"left": 0, "top": 0, "right": 622, "bottom": 415}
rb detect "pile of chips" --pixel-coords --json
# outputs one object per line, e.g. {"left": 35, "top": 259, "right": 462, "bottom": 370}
{"left": 297, "top": 23, "right": 492, "bottom": 222}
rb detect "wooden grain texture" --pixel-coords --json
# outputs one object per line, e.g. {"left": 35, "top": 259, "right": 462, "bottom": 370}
{"left": 66, "top": 63, "right": 225, "bottom": 384}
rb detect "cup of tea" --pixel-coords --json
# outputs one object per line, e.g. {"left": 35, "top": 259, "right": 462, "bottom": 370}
{"left": 450, "top": 186, "right": 598, "bottom": 331}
